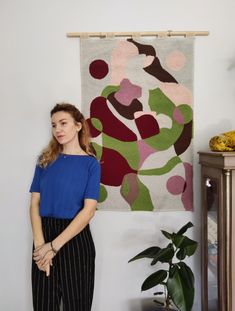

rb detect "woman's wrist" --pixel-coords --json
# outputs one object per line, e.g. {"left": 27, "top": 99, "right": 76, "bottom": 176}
{"left": 50, "top": 241, "right": 58, "bottom": 255}
{"left": 34, "top": 240, "right": 45, "bottom": 249}
{"left": 51, "top": 237, "right": 64, "bottom": 253}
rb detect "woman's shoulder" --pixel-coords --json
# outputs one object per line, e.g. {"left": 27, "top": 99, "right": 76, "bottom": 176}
{"left": 87, "top": 155, "right": 100, "bottom": 165}
{"left": 85, "top": 155, "right": 101, "bottom": 171}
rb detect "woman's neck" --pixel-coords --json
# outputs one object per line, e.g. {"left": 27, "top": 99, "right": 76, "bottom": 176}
{"left": 62, "top": 143, "right": 85, "bottom": 155}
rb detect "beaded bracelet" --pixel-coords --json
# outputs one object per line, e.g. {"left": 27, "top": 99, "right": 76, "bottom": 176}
{"left": 50, "top": 241, "right": 58, "bottom": 255}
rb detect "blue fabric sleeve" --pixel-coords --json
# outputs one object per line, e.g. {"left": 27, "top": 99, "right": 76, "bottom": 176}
{"left": 29, "top": 165, "right": 43, "bottom": 193}
{"left": 84, "top": 160, "right": 101, "bottom": 200}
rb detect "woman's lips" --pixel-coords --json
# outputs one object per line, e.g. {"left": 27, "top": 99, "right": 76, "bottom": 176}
{"left": 57, "top": 135, "right": 65, "bottom": 139}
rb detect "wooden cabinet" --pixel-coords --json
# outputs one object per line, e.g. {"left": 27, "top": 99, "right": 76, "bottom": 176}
{"left": 199, "top": 151, "right": 235, "bottom": 311}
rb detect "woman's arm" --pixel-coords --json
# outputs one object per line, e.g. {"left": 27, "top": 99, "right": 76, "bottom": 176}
{"left": 30, "top": 192, "right": 52, "bottom": 276}
{"left": 53, "top": 198, "right": 97, "bottom": 251}
{"left": 30, "top": 192, "right": 44, "bottom": 248}
{"left": 33, "top": 199, "right": 97, "bottom": 266}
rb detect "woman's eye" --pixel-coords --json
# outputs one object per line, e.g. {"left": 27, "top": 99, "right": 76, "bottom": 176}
{"left": 52, "top": 124, "right": 56, "bottom": 128}
{"left": 61, "top": 122, "right": 67, "bottom": 126}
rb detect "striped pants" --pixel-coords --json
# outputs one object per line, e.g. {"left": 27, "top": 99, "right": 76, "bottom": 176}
{"left": 31, "top": 217, "right": 96, "bottom": 311}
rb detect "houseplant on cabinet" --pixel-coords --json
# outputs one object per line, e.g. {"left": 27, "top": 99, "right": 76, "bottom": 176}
{"left": 129, "top": 222, "right": 198, "bottom": 311}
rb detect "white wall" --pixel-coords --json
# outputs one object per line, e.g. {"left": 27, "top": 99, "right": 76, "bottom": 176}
{"left": 0, "top": 0, "right": 235, "bottom": 310}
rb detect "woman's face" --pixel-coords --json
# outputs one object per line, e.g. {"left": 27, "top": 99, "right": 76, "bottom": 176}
{"left": 51, "top": 111, "right": 81, "bottom": 146}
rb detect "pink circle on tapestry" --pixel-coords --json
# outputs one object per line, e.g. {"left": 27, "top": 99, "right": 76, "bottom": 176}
{"left": 166, "top": 176, "right": 186, "bottom": 195}
{"left": 89, "top": 59, "right": 109, "bottom": 79}
{"left": 165, "top": 51, "right": 186, "bottom": 71}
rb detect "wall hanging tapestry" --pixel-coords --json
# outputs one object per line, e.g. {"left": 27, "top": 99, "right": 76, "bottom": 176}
{"left": 80, "top": 37, "right": 194, "bottom": 211}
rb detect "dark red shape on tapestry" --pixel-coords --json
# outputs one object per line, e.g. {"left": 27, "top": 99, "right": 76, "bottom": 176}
{"left": 90, "top": 96, "right": 137, "bottom": 141}
{"left": 174, "top": 120, "right": 193, "bottom": 155}
{"left": 100, "top": 147, "right": 137, "bottom": 186}
{"left": 89, "top": 59, "right": 109, "bottom": 79}
{"left": 127, "top": 39, "right": 178, "bottom": 83}
{"left": 144, "top": 58, "right": 178, "bottom": 83}
{"left": 107, "top": 92, "right": 143, "bottom": 120}
{"left": 86, "top": 118, "right": 101, "bottom": 138}
{"left": 135, "top": 114, "right": 160, "bottom": 139}
{"left": 127, "top": 38, "right": 156, "bottom": 56}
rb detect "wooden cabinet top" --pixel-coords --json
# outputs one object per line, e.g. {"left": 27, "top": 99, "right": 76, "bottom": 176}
{"left": 198, "top": 151, "right": 235, "bottom": 169}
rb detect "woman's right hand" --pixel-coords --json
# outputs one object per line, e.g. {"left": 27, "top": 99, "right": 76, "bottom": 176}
{"left": 33, "top": 242, "right": 52, "bottom": 262}
{"left": 36, "top": 256, "right": 53, "bottom": 276}
{"left": 45, "top": 262, "right": 52, "bottom": 277}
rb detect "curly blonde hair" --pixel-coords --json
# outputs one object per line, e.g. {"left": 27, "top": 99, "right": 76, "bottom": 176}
{"left": 38, "top": 103, "right": 95, "bottom": 167}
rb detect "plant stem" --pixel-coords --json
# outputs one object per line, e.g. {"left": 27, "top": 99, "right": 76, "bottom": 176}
{"left": 164, "top": 283, "right": 167, "bottom": 305}
{"left": 166, "top": 294, "right": 170, "bottom": 311}
{"left": 164, "top": 270, "right": 170, "bottom": 310}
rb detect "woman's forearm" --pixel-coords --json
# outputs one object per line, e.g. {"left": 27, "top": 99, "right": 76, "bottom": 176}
{"left": 30, "top": 193, "right": 44, "bottom": 248}
{"left": 52, "top": 199, "right": 96, "bottom": 251}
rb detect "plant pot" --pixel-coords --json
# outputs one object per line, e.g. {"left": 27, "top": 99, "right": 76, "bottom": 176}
{"left": 137, "top": 296, "right": 178, "bottom": 311}
{"left": 155, "top": 308, "right": 177, "bottom": 311}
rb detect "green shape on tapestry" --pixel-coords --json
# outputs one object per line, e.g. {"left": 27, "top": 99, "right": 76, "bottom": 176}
{"left": 121, "top": 176, "right": 130, "bottom": 198}
{"left": 91, "top": 118, "right": 103, "bottom": 132}
{"left": 92, "top": 142, "right": 102, "bottom": 160}
{"left": 146, "top": 88, "right": 184, "bottom": 150}
{"left": 103, "top": 134, "right": 140, "bottom": 170}
{"left": 138, "top": 156, "right": 182, "bottom": 176}
{"left": 99, "top": 185, "right": 108, "bottom": 203}
{"left": 131, "top": 177, "right": 154, "bottom": 211}
{"left": 144, "top": 124, "right": 183, "bottom": 151}
{"left": 101, "top": 85, "right": 120, "bottom": 98}
{"left": 177, "top": 104, "right": 193, "bottom": 124}
{"left": 149, "top": 88, "right": 175, "bottom": 117}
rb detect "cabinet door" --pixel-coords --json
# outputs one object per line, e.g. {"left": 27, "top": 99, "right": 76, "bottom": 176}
{"left": 201, "top": 167, "right": 225, "bottom": 311}
{"left": 206, "top": 176, "right": 219, "bottom": 311}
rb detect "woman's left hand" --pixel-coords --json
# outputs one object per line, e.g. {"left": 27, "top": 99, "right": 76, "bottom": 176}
{"left": 37, "top": 251, "right": 54, "bottom": 271}
{"left": 33, "top": 242, "right": 52, "bottom": 262}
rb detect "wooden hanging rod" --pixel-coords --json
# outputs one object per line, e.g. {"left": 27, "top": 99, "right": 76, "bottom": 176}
{"left": 67, "top": 30, "right": 209, "bottom": 38}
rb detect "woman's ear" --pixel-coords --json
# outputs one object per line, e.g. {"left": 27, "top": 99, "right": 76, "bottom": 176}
{"left": 76, "top": 122, "right": 82, "bottom": 132}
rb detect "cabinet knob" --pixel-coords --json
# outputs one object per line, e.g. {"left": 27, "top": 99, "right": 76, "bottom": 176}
{"left": 205, "top": 178, "right": 211, "bottom": 187}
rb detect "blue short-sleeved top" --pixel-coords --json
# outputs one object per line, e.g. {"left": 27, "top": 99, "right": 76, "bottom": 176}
{"left": 29, "top": 154, "right": 101, "bottom": 219}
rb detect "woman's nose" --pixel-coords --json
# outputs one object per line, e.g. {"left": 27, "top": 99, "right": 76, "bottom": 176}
{"left": 54, "top": 125, "right": 62, "bottom": 132}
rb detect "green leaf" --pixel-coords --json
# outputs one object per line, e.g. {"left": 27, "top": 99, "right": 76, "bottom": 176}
{"left": 173, "top": 235, "right": 198, "bottom": 257}
{"left": 142, "top": 270, "right": 167, "bottom": 291}
{"left": 161, "top": 230, "right": 174, "bottom": 240}
{"left": 167, "top": 263, "right": 195, "bottom": 311}
{"left": 177, "top": 222, "right": 193, "bottom": 235}
{"left": 151, "top": 244, "right": 174, "bottom": 265}
{"left": 128, "top": 247, "right": 161, "bottom": 263}
{"left": 176, "top": 248, "right": 187, "bottom": 260}
{"left": 185, "top": 241, "right": 198, "bottom": 256}
{"left": 172, "top": 235, "right": 185, "bottom": 248}
{"left": 178, "top": 262, "right": 195, "bottom": 289}
{"left": 169, "top": 264, "right": 177, "bottom": 278}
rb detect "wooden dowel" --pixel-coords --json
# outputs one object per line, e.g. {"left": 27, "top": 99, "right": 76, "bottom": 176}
{"left": 67, "top": 30, "right": 209, "bottom": 38}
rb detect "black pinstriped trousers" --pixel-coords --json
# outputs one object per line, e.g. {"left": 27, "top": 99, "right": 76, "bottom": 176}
{"left": 31, "top": 217, "right": 95, "bottom": 311}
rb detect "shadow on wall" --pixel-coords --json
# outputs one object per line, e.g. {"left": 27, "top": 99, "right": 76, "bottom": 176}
{"left": 196, "top": 119, "right": 233, "bottom": 150}
{"left": 128, "top": 297, "right": 158, "bottom": 311}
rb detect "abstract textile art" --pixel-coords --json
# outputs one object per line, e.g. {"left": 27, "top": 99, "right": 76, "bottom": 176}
{"left": 80, "top": 37, "right": 194, "bottom": 211}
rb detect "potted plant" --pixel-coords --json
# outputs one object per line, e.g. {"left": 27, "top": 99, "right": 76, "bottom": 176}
{"left": 129, "top": 222, "right": 198, "bottom": 311}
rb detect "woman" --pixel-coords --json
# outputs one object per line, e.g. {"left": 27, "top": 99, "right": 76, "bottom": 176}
{"left": 29, "top": 103, "right": 100, "bottom": 311}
